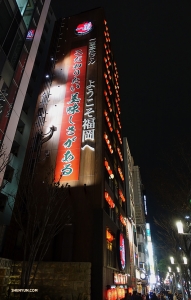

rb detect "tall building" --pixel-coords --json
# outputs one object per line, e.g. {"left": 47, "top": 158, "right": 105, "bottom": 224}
{"left": 0, "top": 0, "right": 55, "bottom": 250}
{"left": 123, "top": 138, "right": 138, "bottom": 290}
{"left": 133, "top": 166, "right": 148, "bottom": 292}
{"left": 5, "top": 8, "right": 132, "bottom": 300}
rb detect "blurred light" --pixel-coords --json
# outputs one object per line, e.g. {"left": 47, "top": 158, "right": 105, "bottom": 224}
{"left": 177, "top": 267, "right": 180, "bottom": 272}
{"left": 183, "top": 256, "right": 187, "bottom": 264}
{"left": 176, "top": 221, "right": 184, "bottom": 234}
{"left": 45, "top": 75, "right": 49, "bottom": 78}
{"left": 170, "top": 257, "right": 174, "bottom": 264}
{"left": 185, "top": 216, "right": 190, "bottom": 219}
{"left": 168, "top": 267, "right": 171, "bottom": 272}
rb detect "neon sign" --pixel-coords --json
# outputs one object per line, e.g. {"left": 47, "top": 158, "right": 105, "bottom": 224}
{"left": 117, "top": 232, "right": 126, "bottom": 271}
{"left": 55, "top": 46, "right": 87, "bottom": 182}
{"left": 26, "top": 29, "right": 35, "bottom": 40}
{"left": 114, "top": 272, "right": 128, "bottom": 284}
{"left": 75, "top": 22, "right": 93, "bottom": 35}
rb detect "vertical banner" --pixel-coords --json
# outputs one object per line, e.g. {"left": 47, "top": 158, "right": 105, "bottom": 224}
{"left": 55, "top": 46, "right": 87, "bottom": 182}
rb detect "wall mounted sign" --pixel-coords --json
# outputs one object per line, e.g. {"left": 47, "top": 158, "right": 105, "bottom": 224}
{"left": 55, "top": 46, "right": 87, "bottom": 182}
{"left": 114, "top": 272, "right": 128, "bottom": 285}
{"left": 26, "top": 29, "right": 35, "bottom": 40}
{"left": 117, "top": 231, "right": 126, "bottom": 271}
{"left": 75, "top": 22, "right": 93, "bottom": 35}
{"left": 81, "top": 38, "right": 97, "bottom": 151}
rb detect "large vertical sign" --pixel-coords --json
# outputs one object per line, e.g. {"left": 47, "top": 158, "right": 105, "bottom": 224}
{"left": 81, "top": 38, "right": 96, "bottom": 151}
{"left": 117, "top": 231, "right": 126, "bottom": 271}
{"left": 55, "top": 46, "right": 87, "bottom": 182}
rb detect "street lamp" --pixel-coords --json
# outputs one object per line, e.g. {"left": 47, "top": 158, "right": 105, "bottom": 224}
{"left": 176, "top": 220, "right": 191, "bottom": 235}
{"left": 170, "top": 255, "right": 187, "bottom": 265}
{"left": 170, "top": 257, "right": 175, "bottom": 264}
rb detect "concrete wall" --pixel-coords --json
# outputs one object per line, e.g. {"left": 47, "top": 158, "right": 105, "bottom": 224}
{"left": 0, "top": 260, "right": 91, "bottom": 300}
{"left": 0, "top": 257, "right": 12, "bottom": 297}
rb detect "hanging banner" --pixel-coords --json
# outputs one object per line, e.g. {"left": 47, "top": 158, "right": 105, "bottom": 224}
{"left": 55, "top": 46, "right": 87, "bottom": 182}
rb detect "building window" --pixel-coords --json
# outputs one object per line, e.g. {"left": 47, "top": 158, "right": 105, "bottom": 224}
{"left": 0, "top": 1, "right": 13, "bottom": 45}
{"left": 0, "top": 193, "right": 8, "bottom": 212}
{"left": 4, "top": 165, "right": 14, "bottom": 183}
{"left": 139, "top": 262, "right": 144, "bottom": 269}
{"left": 115, "top": 206, "right": 119, "bottom": 228}
{"left": 138, "top": 244, "right": 142, "bottom": 253}
{"left": 108, "top": 177, "right": 114, "bottom": 190}
{"left": 114, "top": 180, "right": 118, "bottom": 200}
{"left": 8, "top": 29, "right": 24, "bottom": 69}
{"left": 22, "top": 101, "right": 29, "bottom": 114}
{"left": 16, "top": 230, "right": 23, "bottom": 248}
{"left": 44, "top": 24, "right": 48, "bottom": 33}
{"left": 17, "top": 119, "right": 25, "bottom": 134}
{"left": 106, "top": 229, "right": 116, "bottom": 268}
{"left": 10, "top": 140, "right": 20, "bottom": 157}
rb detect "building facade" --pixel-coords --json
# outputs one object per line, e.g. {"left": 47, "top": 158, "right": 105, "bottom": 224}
{"left": 123, "top": 138, "right": 138, "bottom": 290}
{"left": 133, "top": 166, "right": 148, "bottom": 293}
{"left": 9, "top": 8, "right": 132, "bottom": 300}
{"left": 0, "top": 0, "right": 55, "bottom": 250}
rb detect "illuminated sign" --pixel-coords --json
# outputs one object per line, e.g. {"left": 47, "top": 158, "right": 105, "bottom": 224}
{"left": 88, "top": 38, "right": 96, "bottom": 65}
{"left": 55, "top": 46, "right": 87, "bottom": 182}
{"left": 140, "top": 273, "right": 146, "bottom": 280}
{"left": 114, "top": 273, "right": 128, "bottom": 284}
{"left": 117, "top": 232, "right": 126, "bottom": 271}
{"left": 26, "top": 29, "right": 35, "bottom": 40}
{"left": 75, "top": 22, "right": 93, "bottom": 35}
{"left": 81, "top": 39, "right": 97, "bottom": 151}
{"left": 81, "top": 79, "right": 95, "bottom": 150}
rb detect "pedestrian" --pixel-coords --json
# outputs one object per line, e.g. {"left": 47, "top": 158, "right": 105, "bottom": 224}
{"left": 173, "top": 293, "right": 177, "bottom": 300}
{"left": 151, "top": 293, "right": 158, "bottom": 300}
{"left": 142, "top": 294, "right": 146, "bottom": 300}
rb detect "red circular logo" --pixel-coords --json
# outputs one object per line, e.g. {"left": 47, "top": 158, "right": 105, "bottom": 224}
{"left": 75, "top": 22, "right": 93, "bottom": 35}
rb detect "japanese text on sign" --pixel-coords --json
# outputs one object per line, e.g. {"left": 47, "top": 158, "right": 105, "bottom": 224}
{"left": 81, "top": 80, "right": 95, "bottom": 150}
{"left": 55, "top": 46, "right": 87, "bottom": 182}
{"left": 88, "top": 38, "right": 96, "bottom": 65}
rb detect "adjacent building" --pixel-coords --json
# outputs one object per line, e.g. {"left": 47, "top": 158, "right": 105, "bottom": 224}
{"left": 123, "top": 138, "right": 138, "bottom": 290}
{"left": 0, "top": 0, "right": 55, "bottom": 250}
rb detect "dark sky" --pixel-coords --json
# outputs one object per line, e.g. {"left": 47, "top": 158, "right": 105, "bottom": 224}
{"left": 50, "top": 1, "right": 191, "bottom": 239}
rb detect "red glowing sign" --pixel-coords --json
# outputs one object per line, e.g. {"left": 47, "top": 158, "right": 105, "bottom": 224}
{"left": 75, "top": 22, "right": 93, "bottom": 35}
{"left": 54, "top": 46, "right": 87, "bottom": 182}
{"left": 119, "top": 233, "right": 126, "bottom": 270}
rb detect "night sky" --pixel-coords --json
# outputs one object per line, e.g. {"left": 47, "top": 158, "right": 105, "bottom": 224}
{"left": 50, "top": 1, "right": 191, "bottom": 242}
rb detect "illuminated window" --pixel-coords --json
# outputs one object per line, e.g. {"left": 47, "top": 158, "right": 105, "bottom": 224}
{"left": 106, "top": 229, "right": 116, "bottom": 268}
